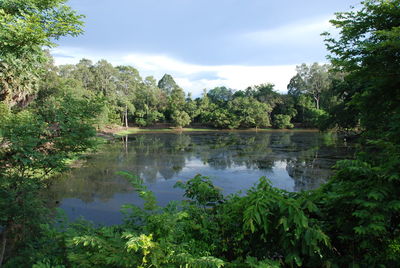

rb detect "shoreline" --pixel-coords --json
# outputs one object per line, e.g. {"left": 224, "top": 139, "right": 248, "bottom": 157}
{"left": 98, "top": 126, "right": 320, "bottom": 138}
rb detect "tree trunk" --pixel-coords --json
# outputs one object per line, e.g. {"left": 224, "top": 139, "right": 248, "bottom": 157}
{"left": 125, "top": 106, "right": 128, "bottom": 128}
{"left": 314, "top": 96, "right": 320, "bottom": 110}
{"left": 0, "top": 227, "right": 8, "bottom": 267}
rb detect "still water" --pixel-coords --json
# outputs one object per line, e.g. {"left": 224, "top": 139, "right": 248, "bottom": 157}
{"left": 48, "top": 131, "right": 353, "bottom": 225}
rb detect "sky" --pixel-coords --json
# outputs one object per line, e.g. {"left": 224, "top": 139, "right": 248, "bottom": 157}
{"left": 52, "top": 0, "right": 359, "bottom": 97}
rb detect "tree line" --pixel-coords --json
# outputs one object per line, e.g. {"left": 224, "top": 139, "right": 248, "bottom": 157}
{"left": 54, "top": 59, "right": 349, "bottom": 130}
{"left": 3, "top": 50, "right": 349, "bottom": 130}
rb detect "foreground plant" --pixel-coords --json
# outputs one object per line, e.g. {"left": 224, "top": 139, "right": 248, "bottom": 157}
{"left": 0, "top": 94, "right": 100, "bottom": 266}
{"left": 6, "top": 173, "right": 330, "bottom": 267}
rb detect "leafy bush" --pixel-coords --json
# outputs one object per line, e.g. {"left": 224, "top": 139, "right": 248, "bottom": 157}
{"left": 315, "top": 155, "right": 400, "bottom": 266}
{"left": 135, "top": 110, "right": 164, "bottom": 127}
{"left": 302, "top": 108, "right": 328, "bottom": 128}
{"left": 0, "top": 94, "right": 101, "bottom": 266}
{"left": 7, "top": 173, "right": 337, "bottom": 267}
{"left": 207, "top": 107, "right": 240, "bottom": 129}
{"left": 228, "top": 97, "right": 271, "bottom": 128}
{"left": 171, "top": 110, "right": 191, "bottom": 128}
{"left": 174, "top": 175, "right": 223, "bottom": 206}
{"left": 272, "top": 114, "right": 293, "bottom": 129}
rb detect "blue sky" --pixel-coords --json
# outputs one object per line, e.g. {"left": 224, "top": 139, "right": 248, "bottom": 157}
{"left": 53, "top": 0, "right": 358, "bottom": 96}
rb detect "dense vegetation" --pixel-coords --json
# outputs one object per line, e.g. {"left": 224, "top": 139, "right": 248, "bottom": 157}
{"left": 0, "top": 0, "right": 399, "bottom": 267}
{"left": 38, "top": 58, "right": 343, "bottom": 130}
{"left": 3, "top": 46, "right": 344, "bottom": 131}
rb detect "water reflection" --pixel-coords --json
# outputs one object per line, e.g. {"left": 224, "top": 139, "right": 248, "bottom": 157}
{"left": 47, "top": 131, "right": 354, "bottom": 224}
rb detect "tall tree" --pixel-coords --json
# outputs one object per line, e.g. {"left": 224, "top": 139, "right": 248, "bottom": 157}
{"left": 207, "top": 86, "right": 233, "bottom": 105}
{"left": 91, "top": 60, "right": 118, "bottom": 97}
{"left": 287, "top": 74, "right": 306, "bottom": 97}
{"left": 245, "top": 83, "right": 281, "bottom": 109}
{"left": 134, "top": 76, "right": 165, "bottom": 126}
{"left": 158, "top": 74, "right": 179, "bottom": 96}
{"left": 0, "top": 94, "right": 101, "bottom": 265}
{"left": 73, "top": 59, "right": 95, "bottom": 90}
{"left": 184, "top": 93, "right": 200, "bottom": 121}
{"left": 0, "top": 1, "right": 88, "bottom": 263}
{"left": 168, "top": 85, "right": 187, "bottom": 120}
{"left": 0, "top": 0, "right": 84, "bottom": 107}
{"left": 317, "top": 0, "right": 400, "bottom": 265}
{"left": 292, "top": 63, "right": 331, "bottom": 110}
{"left": 323, "top": 0, "right": 400, "bottom": 138}
{"left": 159, "top": 74, "right": 187, "bottom": 122}
{"left": 116, "top": 66, "right": 141, "bottom": 127}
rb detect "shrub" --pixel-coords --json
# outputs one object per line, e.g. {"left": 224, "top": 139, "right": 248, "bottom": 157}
{"left": 273, "top": 114, "right": 293, "bottom": 129}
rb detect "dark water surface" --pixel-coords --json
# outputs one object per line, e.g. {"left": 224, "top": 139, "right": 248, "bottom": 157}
{"left": 48, "top": 131, "right": 354, "bottom": 225}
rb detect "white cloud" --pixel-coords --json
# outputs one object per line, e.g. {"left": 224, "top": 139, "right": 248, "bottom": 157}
{"left": 242, "top": 16, "right": 334, "bottom": 45}
{"left": 51, "top": 47, "right": 297, "bottom": 97}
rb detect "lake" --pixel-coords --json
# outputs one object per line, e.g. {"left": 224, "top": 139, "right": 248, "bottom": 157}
{"left": 47, "top": 131, "right": 354, "bottom": 225}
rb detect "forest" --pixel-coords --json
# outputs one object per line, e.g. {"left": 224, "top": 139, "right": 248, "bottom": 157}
{"left": 52, "top": 59, "right": 337, "bottom": 130}
{"left": 0, "top": 0, "right": 399, "bottom": 267}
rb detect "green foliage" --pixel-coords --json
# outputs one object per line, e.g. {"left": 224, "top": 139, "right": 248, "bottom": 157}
{"left": 0, "top": 101, "right": 10, "bottom": 132}
{"left": 53, "top": 58, "right": 336, "bottom": 130}
{"left": 171, "top": 110, "right": 191, "bottom": 128}
{"left": 243, "top": 83, "right": 281, "bottom": 109}
{"left": 294, "top": 63, "right": 331, "bottom": 110}
{"left": 117, "top": 171, "right": 157, "bottom": 211}
{"left": 228, "top": 97, "right": 271, "bottom": 128}
{"left": 314, "top": 0, "right": 400, "bottom": 266}
{"left": 134, "top": 76, "right": 166, "bottom": 126}
{"left": 272, "top": 94, "right": 297, "bottom": 119}
{"left": 32, "top": 174, "right": 227, "bottom": 268}
{"left": 203, "top": 106, "right": 239, "bottom": 129}
{"left": 95, "top": 103, "right": 121, "bottom": 129}
{"left": 207, "top": 87, "right": 233, "bottom": 105}
{"left": 198, "top": 95, "right": 272, "bottom": 129}
{"left": 0, "top": 94, "right": 100, "bottom": 265}
{"left": 244, "top": 256, "right": 280, "bottom": 268}
{"left": 115, "top": 65, "right": 140, "bottom": 126}
{"left": 272, "top": 114, "right": 293, "bottom": 129}
{"left": 315, "top": 156, "right": 400, "bottom": 266}
{"left": 7, "top": 173, "right": 336, "bottom": 267}
{"left": 2, "top": 0, "right": 400, "bottom": 267}
{"left": 135, "top": 110, "right": 164, "bottom": 127}
{"left": 158, "top": 74, "right": 179, "bottom": 96}
{"left": 0, "top": 0, "right": 84, "bottom": 54}
{"left": 67, "top": 228, "right": 151, "bottom": 267}
{"left": 304, "top": 108, "right": 328, "bottom": 129}
{"left": 286, "top": 63, "right": 345, "bottom": 130}
{"left": 0, "top": 0, "right": 84, "bottom": 107}
{"left": 184, "top": 93, "right": 200, "bottom": 121}
{"left": 175, "top": 175, "right": 223, "bottom": 206}
{"left": 242, "top": 178, "right": 330, "bottom": 267}
{"left": 0, "top": 1, "right": 97, "bottom": 265}
{"left": 323, "top": 0, "right": 400, "bottom": 139}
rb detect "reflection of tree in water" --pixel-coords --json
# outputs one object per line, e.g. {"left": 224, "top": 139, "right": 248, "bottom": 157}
{"left": 200, "top": 132, "right": 353, "bottom": 192}
{"left": 47, "top": 132, "right": 354, "bottom": 205}
{"left": 156, "top": 134, "right": 192, "bottom": 179}
{"left": 285, "top": 133, "right": 354, "bottom": 191}
{"left": 47, "top": 134, "right": 191, "bottom": 204}
{"left": 199, "top": 133, "right": 275, "bottom": 171}
{"left": 46, "top": 142, "right": 136, "bottom": 205}
{"left": 198, "top": 134, "right": 239, "bottom": 170}
{"left": 286, "top": 148, "right": 330, "bottom": 192}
